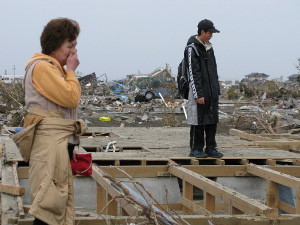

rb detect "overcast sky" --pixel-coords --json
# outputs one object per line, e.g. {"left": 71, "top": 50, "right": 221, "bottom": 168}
{"left": 1, "top": 0, "right": 299, "bottom": 81}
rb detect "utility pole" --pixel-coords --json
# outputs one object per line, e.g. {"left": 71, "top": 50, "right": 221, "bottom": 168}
{"left": 12, "top": 65, "right": 16, "bottom": 75}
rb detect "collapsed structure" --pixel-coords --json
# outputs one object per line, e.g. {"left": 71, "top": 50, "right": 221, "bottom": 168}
{"left": 1, "top": 66, "right": 300, "bottom": 224}
{"left": 1, "top": 124, "right": 300, "bottom": 224}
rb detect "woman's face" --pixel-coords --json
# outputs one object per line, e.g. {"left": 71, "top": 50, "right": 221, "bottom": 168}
{"left": 50, "top": 39, "right": 77, "bottom": 66}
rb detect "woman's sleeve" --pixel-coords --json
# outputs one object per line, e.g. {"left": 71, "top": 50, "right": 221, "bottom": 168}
{"left": 32, "top": 61, "right": 81, "bottom": 109}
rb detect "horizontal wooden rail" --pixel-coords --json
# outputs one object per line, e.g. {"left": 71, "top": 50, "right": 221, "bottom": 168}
{"left": 168, "top": 165, "right": 277, "bottom": 218}
{"left": 246, "top": 164, "right": 300, "bottom": 190}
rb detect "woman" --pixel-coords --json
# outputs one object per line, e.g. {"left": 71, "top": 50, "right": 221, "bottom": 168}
{"left": 22, "top": 18, "right": 84, "bottom": 225}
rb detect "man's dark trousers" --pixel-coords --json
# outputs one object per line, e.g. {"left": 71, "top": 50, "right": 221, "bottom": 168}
{"left": 190, "top": 124, "right": 217, "bottom": 150}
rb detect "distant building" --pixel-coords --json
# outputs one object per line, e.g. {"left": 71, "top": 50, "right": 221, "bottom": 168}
{"left": 287, "top": 74, "right": 300, "bottom": 83}
{"left": 243, "top": 72, "right": 269, "bottom": 82}
{"left": 219, "top": 79, "right": 240, "bottom": 89}
{"left": 0, "top": 74, "right": 23, "bottom": 84}
{"left": 126, "top": 67, "right": 174, "bottom": 86}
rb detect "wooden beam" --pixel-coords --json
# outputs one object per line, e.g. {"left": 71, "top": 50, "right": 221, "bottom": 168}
{"left": 246, "top": 164, "right": 300, "bottom": 190}
{"left": 183, "top": 165, "right": 248, "bottom": 177}
{"left": 16, "top": 164, "right": 300, "bottom": 180}
{"left": 229, "top": 129, "right": 272, "bottom": 141}
{"left": 1, "top": 159, "right": 19, "bottom": 225}
{"left": 91, "top": 164, "right": 138, "bottom": 216}
{"left": 296, "top": 190, "right": 300, "bottom": 214}
{"left": 168, "top": 165, "right": 277, "bottom": 218}
{"left": 183, "top": 181, "right": 193, "bottom": 214}
{"left": 182, "top": 197, "right": 212, "bottom": 216}
{"left": 96, "top": 183, "right": 107, "bottom": 214}
{"left": 0, "top": 184, "right": 25, "bottom": 196}
{"left": 266, "top": 181, "right": 279, "bottom": 215}
{"left": 270, "top": 166, "right": 300, "bottom": 177}
{"left": 108, "top": 194, "right": 118, "bottom": 216}
{"left": 12, "top": 163, "right": 25, "bottom": 218}
{"left": 204, "top": 191, "right": 215, "bottom": 213}
{"left": 17, "top": 215, "right": 300, "bottom": 225}
{"left": 4, "top": 138, "right": 24, "bottom": 162}
{"left": 100, "top": 166, "right": 168, "bottom": 178}
{"left": 266, "top": 159, "right": 276, "bottom": 166}
{"left": 255, "top": 141, "right": 300, "bottom": 151}
{"left": 278, "top": 201, "right": 295, "bottom": 214}
{"left": 17, "top": 167, "right": 29, "bottom": 179}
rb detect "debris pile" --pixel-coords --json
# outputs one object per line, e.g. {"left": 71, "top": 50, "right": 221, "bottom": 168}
{"left": 1, "top": 69, "right": 300, "bottom": 134}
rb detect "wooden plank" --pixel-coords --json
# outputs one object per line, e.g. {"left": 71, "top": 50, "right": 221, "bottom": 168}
{"left": 229, "top": 129, "right": 272, "bottom": 142}
{"left": 182, "top": 197, "right": 212, "bottom": 216}
{"left": 4, "top": 138, "right": 24, "bottom": 162}
{"left": 215, "top": 159, "right": 225, "bottom": 165}
{"left": 278, "top": 201, "right": 295, "bottom": 214}
{"left": 266, "top": 180, "right": 279, "bottom": 212}
{"left": 183, "top": 181, "right": 193, "bottom": 214}
{"left": 12, "top": 163, "right": 25, "bottom": 218}
{"left": 296, "top": 190, "right": 300, "bottom": 214}
{"left": 270, "top": 166, "right": 300, "bottom": 177}
{"left": 191, "top": 159, "right": 199, "bottom": 165}
{"left": 17, "top": 167, "right": 29, "bottom": 179}
{"left": 259, "top": 134, "right": 291, "bottom": 138}
{"left": 1, "top": 160, "right": 19, "bottom": 225}
{"left": 100, "top": 166, "right": 168, "bottom": 178}
{"left": 255, "top": 140, "right": 300, "bottom": 150}
{"left": 96, "top": 183, "right": 107, "bottom": 214}
{"left": 108, "top": 194, "right": 118, "bottom": 216}
{"left": 246, "top": 164, "right": 300, "bottom": 190}
{"left": 0, "top": 184, "right": 25, "bottom": 196}
{"left": 183, "top": 165, "right": 248, "bottom": 177}
{"left": 228, "top": 128, "right": 245, "bottom": 137}
{"left": 204, "top": 192, "right": 215, "bottom": 213}
{"left": 168, "top": 165, "right": 277, "bottom": 218}
{"left": 0, "top": 143, "right": 3, "bottom": 157}
{"left": 266, "top": 159, "right": 276, "bottom": 166}
{"left": 154, "top": 203, "right": 183, "bottom": 211}
{"left": 16, "top": 164, "right": 300, "bottom": 180}
{"left": 17, "top": 215, "right": 300, "bottom": 225}
{"left": 240, "top": 159, "right": 249, "bottom": 165}
{"left": 91, "top": 164, "right": 138, "bottom": 216}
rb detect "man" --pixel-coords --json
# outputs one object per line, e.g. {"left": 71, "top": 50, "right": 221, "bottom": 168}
{"left": 186, "top": 19, "right": 223, "bottom": 158}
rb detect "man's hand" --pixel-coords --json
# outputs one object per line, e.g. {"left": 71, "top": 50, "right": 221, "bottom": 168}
{"left": 66, "top": 52, "right": 80, "bottom": 71}
{"left": 195, "top": 97, "right": 205, "bottom": 104}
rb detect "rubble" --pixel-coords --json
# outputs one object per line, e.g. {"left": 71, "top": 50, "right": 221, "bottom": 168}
{"left": 0, "top": 68, "right": 300, "bottom": 133}
{"left": 2, "top": 68, "right": 300, "bottom": 224}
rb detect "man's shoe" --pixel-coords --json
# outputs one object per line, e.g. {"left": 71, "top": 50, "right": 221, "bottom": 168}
{"left": 189, "top": 150, "right": 208, "bottom": 158}
{"left": 205, "top": 149, "right": 223, "bottom": 158}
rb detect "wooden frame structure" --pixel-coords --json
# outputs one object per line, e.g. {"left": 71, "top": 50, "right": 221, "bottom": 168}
{"left": 2, "top": 136, "right": 300, "bottom": 224}
{"left": 229, "top": 129, "right": 300, "bottom": 152}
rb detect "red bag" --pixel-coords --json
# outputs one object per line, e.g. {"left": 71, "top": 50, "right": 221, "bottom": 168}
{"left": 70, "top": 152, "right": 92, "bottom": 176}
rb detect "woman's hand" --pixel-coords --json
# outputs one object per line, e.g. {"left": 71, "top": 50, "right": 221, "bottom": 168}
{"left": 66, "top": 52, "right": 80, "bottom": 71}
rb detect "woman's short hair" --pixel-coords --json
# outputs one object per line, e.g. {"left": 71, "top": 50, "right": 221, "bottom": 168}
{"left": 40, "top": 18, "right": 80, "bottom": 55}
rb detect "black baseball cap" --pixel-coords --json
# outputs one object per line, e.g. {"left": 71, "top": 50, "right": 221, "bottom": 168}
{"left": 197, "top": 19, "right": 220, "bottom": 33}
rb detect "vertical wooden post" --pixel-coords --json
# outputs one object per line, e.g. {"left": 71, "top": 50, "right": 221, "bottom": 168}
{"left": 107, "top": 194, "right": 118, "bottom": 216}
{"left": 183, "top": 181, "right": 193, "bottom": 213}
{"left": 266, "top": 180, "right": 279, "bottom": 211}
{"left": 96, "top": 183, "right": 107, "bottom": 214}
{"left": 204, "top": 192, "right": 215, "bottom": 213}
{"left": 295, "top": 190, "right": 300, "bottom": 214}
